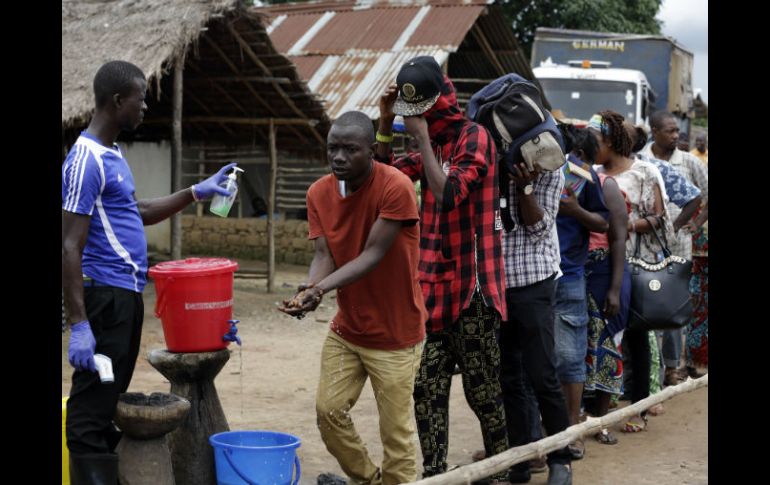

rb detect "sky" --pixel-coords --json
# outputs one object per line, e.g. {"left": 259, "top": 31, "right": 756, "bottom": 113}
{"left": 657, "top": 0, "right": 708, "bottom": 103}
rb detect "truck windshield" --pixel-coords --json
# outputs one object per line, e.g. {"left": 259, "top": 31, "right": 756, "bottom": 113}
{"left": 538, "top": 79, "right": 638, "bottom": 123}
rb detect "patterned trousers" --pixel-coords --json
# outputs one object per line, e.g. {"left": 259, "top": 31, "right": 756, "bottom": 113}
{"left": 413, "top": 293, "right": 509, "bottom": 480}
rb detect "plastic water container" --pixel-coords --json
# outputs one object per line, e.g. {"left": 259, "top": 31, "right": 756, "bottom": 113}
{"left": 62, "top": 397, "right": 69, "bottom": 485}
{"left": 149, "top": 258, "right": 239, "bottom": 352}
{"left": 209, "top": 430, "right": 301, "bottom": 485}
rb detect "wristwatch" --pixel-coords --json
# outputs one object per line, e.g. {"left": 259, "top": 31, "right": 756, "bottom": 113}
{"left": 519, "top": 183, "right": 534, "bottom": 195}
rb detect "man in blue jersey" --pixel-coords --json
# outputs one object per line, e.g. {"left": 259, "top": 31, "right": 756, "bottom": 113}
{"left": 62, "top": 60, "right": 236, "bottom": 484}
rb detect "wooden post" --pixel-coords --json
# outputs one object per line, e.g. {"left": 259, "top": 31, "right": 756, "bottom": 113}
{"left": 267, "top": 119, "right": 277, "bottom": 293}
{"left": 237, "top": 178, "right": 243, "bottom": 219}
{"left": 196, "top": 154, "right": 204, "bottom": 217}
{"left": 170, "top": 53, "right": 184, "bottom": 260}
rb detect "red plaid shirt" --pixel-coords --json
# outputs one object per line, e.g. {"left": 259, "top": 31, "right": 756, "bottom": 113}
{"left": 377, "top": 79, "right": 506, "bottom": 332}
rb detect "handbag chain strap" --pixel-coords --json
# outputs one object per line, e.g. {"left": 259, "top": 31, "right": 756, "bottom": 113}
{"left": 633, "top": 216, "right": 672, "bottom": 260}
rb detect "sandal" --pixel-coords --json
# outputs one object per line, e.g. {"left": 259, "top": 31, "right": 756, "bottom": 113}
{"left": 664, "top": 367, "right": 686, "bottom": 386}
{"left": 568, "top": 438, "right": 585, "bottom": 460}
{"left": 687, "top": 366, "right": 706, "bottom": 378}
{"left": 594, "top": 428, "right": 618, "bottom": 445}
{"left": 622, "top": 414, "right": 648, "bottom": 433}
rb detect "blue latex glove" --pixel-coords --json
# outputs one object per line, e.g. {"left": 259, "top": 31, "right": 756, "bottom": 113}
{"left": 192, "top": 162, "right": 238, "bottom": 200}
{"left": 69, "top": 320, "right": 97, "bottom": 372}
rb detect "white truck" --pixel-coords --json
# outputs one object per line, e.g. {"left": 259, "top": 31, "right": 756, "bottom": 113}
{"left": 531, "top": 27, "right": 694, "bottom": 131}
{"left": 533, "top": 58, "right": 653, "bottom": 126}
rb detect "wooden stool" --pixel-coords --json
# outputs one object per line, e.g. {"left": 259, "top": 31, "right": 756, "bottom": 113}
{"left": 149, "top": 349, "right": 230, "bottom": 485}
{"left": 115, "top": 392, "right": 190, "bottom": 485}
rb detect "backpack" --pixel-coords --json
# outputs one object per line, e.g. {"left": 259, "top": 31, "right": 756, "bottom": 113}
{"left": 467, "top": 74, "right": 566, "bottom": 231}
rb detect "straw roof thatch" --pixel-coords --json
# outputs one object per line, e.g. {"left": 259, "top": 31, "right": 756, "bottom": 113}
{"left": 63, "top": 0, "right": 329, "bottom": 152}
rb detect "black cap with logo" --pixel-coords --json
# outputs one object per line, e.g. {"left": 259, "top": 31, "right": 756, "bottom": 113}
{"left": 393, "top": 56, "right": 443, "bottom": 116}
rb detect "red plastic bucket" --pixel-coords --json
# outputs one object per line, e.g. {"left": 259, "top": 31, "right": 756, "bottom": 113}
{"left": 148, "top": 258, "right": 239, "bottom": 352}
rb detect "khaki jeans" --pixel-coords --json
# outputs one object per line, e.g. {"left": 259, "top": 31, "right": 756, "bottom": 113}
{"left": 316, "top": 331, "right": 423, "bottom": 485}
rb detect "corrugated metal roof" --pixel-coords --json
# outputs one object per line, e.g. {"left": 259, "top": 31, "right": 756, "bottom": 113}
{"left": 269, "top": 13, "right": 324, "bottom": 52}
{"left": 304, "top": 7, "right": 420, "bottom": 54}
{"left": 289, "top": 55, "right": 327, "bottom": 80}
{"left": 307, "top": 48, "right": 450, "bottom": 119}
{"left": 405, "top": 5, "right": 484, "bottom": 48}
{"left": 257, "top": 0, "right": 533, "bottom": 120}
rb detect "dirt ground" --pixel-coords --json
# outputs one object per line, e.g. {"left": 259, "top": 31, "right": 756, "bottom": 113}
{"left": 62, "top": 262, "right": 707, "bottom": 485}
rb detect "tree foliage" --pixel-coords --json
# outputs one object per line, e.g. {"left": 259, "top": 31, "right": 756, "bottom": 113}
{"left": 500, "top": 0, "right": 663, "bottom": 58}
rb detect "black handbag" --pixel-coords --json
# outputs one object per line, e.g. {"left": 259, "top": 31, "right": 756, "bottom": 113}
{"left": 627, "top": 217, "right": 693, "bottom": 331}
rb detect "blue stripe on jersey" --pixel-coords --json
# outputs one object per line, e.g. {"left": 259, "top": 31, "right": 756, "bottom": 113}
{"left": 62, "top": 132, "right": 148, "bottom": 292}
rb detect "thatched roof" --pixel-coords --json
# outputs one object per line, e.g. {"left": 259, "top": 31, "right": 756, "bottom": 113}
{"left": 63, "top": 0, "right": 330, "bottom": 153}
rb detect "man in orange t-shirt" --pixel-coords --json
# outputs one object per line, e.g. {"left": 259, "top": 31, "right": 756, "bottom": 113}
{"left": 279, "top": 111, "right": 427, "bottom": 485}
{"left": 690, "top": 134, "right": 708, "bottom": 165}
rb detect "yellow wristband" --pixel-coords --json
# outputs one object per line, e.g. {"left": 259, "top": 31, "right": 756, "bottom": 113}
{"left": 376, "top": 132, "right": 394, "bottom": 143}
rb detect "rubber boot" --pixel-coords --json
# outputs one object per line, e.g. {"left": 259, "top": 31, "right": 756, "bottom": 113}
{"left": 69, "top": 452, "right": 118, "bottom": 485}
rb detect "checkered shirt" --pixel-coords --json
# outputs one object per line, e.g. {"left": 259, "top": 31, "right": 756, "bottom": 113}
{"left": 502, "top": 169, "right": 564, "bottom": 288}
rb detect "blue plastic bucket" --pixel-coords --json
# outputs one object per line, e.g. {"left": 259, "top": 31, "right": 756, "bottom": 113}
{"left": 209, "top": 430, "right": 301, "bottom": 485}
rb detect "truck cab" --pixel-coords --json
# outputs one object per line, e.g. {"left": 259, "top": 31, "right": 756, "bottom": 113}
{"left": 533, "top": 58, "right": 653, "bottom": 127}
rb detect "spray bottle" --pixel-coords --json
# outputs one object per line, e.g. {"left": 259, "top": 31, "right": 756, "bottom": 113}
{"left": 209, "top": 166, "right": 245, "bottom": 218}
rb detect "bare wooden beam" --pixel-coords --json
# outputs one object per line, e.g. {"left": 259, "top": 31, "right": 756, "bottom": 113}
{"left": 276, "top": 189, "right": 311, "bottom": 196}
{"left": 171, "top": 54, "right": 184, "bottom": 260}
{"left": 185, "top": 90, "right": 238, "bottom": 137}
{"left": 276, "top": 203, "right": 310, "bottom": 210}
{"left": 210, "top": 84, "right": 250, "bottom": 116}
{"left": 276, "top": 196, "right": 310, "bottom": 204}
{"left": 202, "top": 32, "right": 311, "bottom": 146}
{"left": 277, "top": 167, "right": 329, "bottom": 174}
{"left": 144, "top": 116, "right": 319, "bottom": 126}
{"left": 471, "top": 24, "right": 506, "bottom": 77}
{"left": 225, "top": 22, "right": 274, "bottom": 74}
{"left": 267, "top": 119, "right": 277, "bottom": 294}
{"left": 188, "top": 58, "right": 270, "bottom": 143}
{"left": 188, "top": 122, "right": 211, "bottom": 138}
{"left": 212, "top": 85, "right": 305, "bottom": 143}
{"left": 269, "top": 63, "right": 305, "bottom": 72}
{"left": 202, "top": 34, "right": 279, "bottom": 116}
{"left": 196, "top": 157, "right": 204, "bottom": 217}
{"left": 276, "top": 171, "right": 327, "bottom": 178}
{"left": 287, "top": 125, "right": 312, "bottom": 146}
{"left": 226, "top": 23, "right": 327, "bottom": 146}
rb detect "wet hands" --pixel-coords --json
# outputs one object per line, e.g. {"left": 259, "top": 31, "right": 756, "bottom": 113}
{"left": 278, "top": 284, "right": 324, "bottom": 319}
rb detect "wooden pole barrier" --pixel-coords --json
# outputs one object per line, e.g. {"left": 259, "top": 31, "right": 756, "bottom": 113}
{"left": 403, "top": 374, "right": 708, "bottom": 485}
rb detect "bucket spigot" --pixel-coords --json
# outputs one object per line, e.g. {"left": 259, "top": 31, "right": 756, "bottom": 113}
{"left": 223, "top": 319, "right": 241, "bottom": 346}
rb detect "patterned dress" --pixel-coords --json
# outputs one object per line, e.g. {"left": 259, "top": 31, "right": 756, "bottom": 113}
{"left": 584, "top": 250, "right": 629, "bottom": 395}
{"left": 584, "top": 174, "right": 631, "bottom": 395}
{"left": 596, "top": 160, "right": 668, "bottom": 398}
{"left": 687, "top": 212, "right": 708, "bottom": 367}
